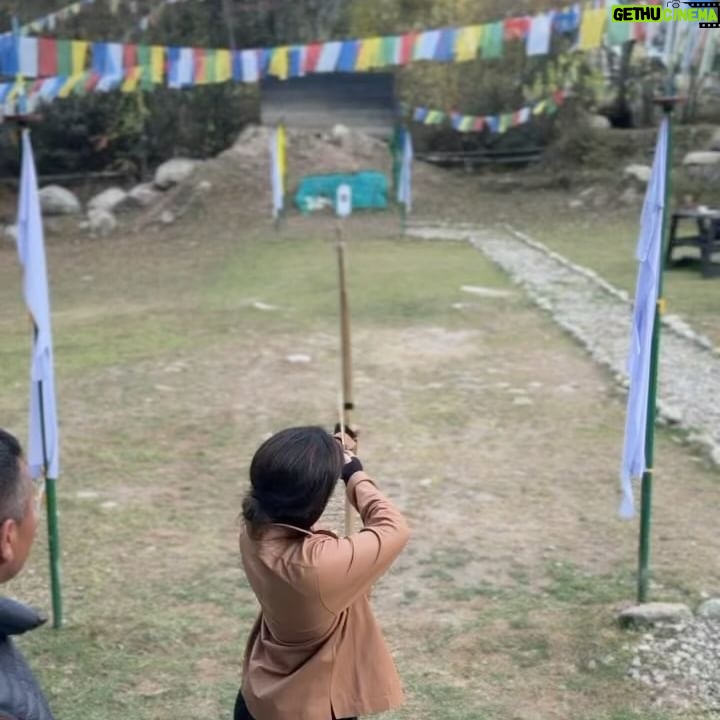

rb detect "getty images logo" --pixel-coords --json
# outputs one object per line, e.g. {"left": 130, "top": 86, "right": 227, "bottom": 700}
{"left": 611, "top": 1, "right": 720, "bottom": 27}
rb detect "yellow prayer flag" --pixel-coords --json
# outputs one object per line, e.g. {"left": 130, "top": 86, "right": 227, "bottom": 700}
{"left": 454, "top": 25, "right": 482, "bottom": 63}
{"left": 58, "top": 73, "right": 85, "bottom": 98}
{"left": 579, "top": 8, "right": 606, "bottom": 50}
{"left": 269, "top": 46, "right": 289, "bottom": 80}
{"left": 357, "top": 37, "right": 381, "bottom": 70}
{"left": 216, "top": 49, "right": 232, "bottom": 82}
{"left": 533, "top": 100, "right": 548, "bottom": 115}
{"left": 71, "top": 41, "right": 88, "bottom": 74}
{"left": 8, "top": 78, "right": 23, "bottom": 101}
{"left": 277, "top": 124, "right": 287, "bottom": 184}
{"left": 121, "top": 67, "right": 143, "bottom": 93}
{"left": 459, "top": 116, "right": 474, "bottom": 132}
{"left": 151, "top": 46, "right": 165, "bottom": 84}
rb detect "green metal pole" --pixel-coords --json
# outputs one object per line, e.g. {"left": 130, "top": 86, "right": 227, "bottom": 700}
{"left": 37, "top": 376, "right": 63, "bottom": 629}
{"left": 45, "top": 479, "right": 63, "bottom": 628}
{"left": 637, "top": 100, "right": 676, "bottom": 604}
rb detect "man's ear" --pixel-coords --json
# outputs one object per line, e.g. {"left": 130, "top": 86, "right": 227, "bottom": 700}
{"left": 0, "top": 518, "right": 17, "bottom": 566}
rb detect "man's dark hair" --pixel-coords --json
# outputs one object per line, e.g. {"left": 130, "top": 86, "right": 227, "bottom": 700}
{"left": 243, "top": 427, "right": 343, "bottom": 530}
{"left": 0, "top": 429, "right": 26, "bottom": 523}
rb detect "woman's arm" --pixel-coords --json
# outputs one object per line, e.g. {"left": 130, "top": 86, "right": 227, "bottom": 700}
{"left": 315, "top": 472, "right": 410, "bottom": 614}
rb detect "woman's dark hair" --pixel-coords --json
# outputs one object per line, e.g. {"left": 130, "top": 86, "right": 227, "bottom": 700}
{"left": 243, "top": 427, "right": 344, "bottom": 530}
{"left": 0, "top": 429, "right": 25, "bottom": 523}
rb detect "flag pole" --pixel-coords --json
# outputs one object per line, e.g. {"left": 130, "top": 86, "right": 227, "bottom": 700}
{"left": 11, "top": 115, "right": 63, "bottom": 628}
{"left": 637, "top": 94, "right": 682, "bottom": 604}
{"left": 37, "top": 366, "right": 63, "bottom": 629}
{"left": 335, "top": 220, "right": 355, "bottom": 535}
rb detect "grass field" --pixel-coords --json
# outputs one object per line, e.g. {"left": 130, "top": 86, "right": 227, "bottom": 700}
{"left": 1, "top": 198, "right": 718, "bottom": 720}
{"left": 426, "top": 177, "right": 720, "bottom": 349}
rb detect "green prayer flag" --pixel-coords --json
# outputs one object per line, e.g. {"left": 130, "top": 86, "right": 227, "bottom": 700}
{"left": 607, "top": 5, "right": 632, "bottom": 45}
{"left": 481, "top": 22, "right": 504, "bottom": 60}
{"left": 57, "top": 40, "right": 72, "bottom": 76}
{"left": 137, "top": 45, "right": 153, "bottom": 90}
{"left": 382, "top": 36, "right": 397, "bottom": 66}
{"left": 205, "top": 49, "right": 217, "bottom": 83}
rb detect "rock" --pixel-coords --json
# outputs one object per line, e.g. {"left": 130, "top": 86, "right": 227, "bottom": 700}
{"left": 589, "top": 114, "right": 611, "bottom": 130}
{"left": 618, "top": 603, "right": 693, "bottom": 629}
{"left": 709, "top": 128, "right": 720, "bottom": 152}
{"left": 683, "top": 151, "right": 720, "bottom": 182}
{"left": 88, "top": 187, "right": 128, "bottom": 213}
{"left": 569, "top": 198, "right": 584, "bottom": 209}
{"left": 196, "top": 180, "right": 212, "bottom": 193}
{"left": 87, "top": 208, "right": 117, "bottom": 238}
{"left": 330, "top": 124, "right": 383, "bottom": 158}
{"left": 128, "top": 183, "right": 161, "bottom": 208}
{"left": 286, "top": 354, "right": 312, "bottom": 364}
{"left": 513, "top": 396, "right": 534, "bottom": 407}
{"left": 39, "top": 185, "right": 81, "bottom": 216}
{"left": 160, "top": 210, "right": 175, "bottom": 225}
{"left": 252, "top": 301, "right": 277, "bottom": 312}
{"left": 460, "top": 285, "right": 514, "bottom": 299}
{"left": 697, "top": 598, "right": 720, "bottom": 619}
{"left": 154, "top": 158, "right": 196, "bottom": 189}
{"left": 619, "top": 186, "right": 642, "bottom": 206}
{"left": 712, "top": 446, "right": 720, "bottom": 467}
{"left": 3, "top": 224, "right": 17, "bottom": 243}
{"left": 624, "top": 164, "right": 652, "bottom": 186}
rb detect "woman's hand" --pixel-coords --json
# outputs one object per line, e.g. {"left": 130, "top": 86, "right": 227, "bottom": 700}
{"left": 333, "top": 423, "right": 358, "bottom": 454}
{"left": 340, "top": 453, "right": 363, "bottom": 484}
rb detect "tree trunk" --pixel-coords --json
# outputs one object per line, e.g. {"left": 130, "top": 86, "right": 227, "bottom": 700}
{"left": 221, "top": 0, "right": 237, "bottom": 49}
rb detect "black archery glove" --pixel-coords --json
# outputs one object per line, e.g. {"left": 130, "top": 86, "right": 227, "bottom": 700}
{"left": 341, "top": 456, "right": 363, "bottom": 484}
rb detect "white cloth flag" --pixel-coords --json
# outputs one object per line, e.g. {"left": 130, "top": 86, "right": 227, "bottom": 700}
{"left": 316, "top": 42, "right": 341, "bottom": 73}
{"left": 16, "top": 130, "right": 60, "bottom": 480}
{"left": 527, "top": 13, "right": 552, "bottom": 57}
{"left": 19, "top": 37, "right": 39, "bottom": 78}
{"left": 397, "top": 129, "right": 413, "bottom": 213}
{"left": 240, "top": 50, "right": 259, "bottom": 83}
{"left": 269, "top": 127, "right": 284, "bottom": 220}
{"left": 619, "top": 118, "right": 668, "bottom": 519}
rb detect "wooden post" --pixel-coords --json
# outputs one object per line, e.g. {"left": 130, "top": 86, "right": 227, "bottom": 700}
{"left": 336, "top": 221, "right": 355, "bottom": 535}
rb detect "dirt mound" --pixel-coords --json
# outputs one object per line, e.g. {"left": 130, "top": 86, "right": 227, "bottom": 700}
{"left": 161, "top": 125, "right": 441, "bottom": 222}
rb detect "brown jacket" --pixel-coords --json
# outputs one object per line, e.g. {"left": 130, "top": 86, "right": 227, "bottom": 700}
{"left": 240, "top": 471, "right": 410, "bottom": 720}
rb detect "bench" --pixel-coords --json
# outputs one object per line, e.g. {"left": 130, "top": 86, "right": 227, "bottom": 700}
{"left": 667, "top": 208, "right": 720, "bottom": 278}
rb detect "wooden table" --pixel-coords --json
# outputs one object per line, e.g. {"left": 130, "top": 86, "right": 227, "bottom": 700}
{"left": 667, "top": 208, "right": 720, "bottom": 278}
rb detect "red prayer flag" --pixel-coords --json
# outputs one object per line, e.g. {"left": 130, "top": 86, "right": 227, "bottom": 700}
{"left": 193, "top": 48, "right": 206, "bottom": 82}
{"left": 123, "top": 44, "right": 138, "bottom": 68}
{"left": 473, "top": 117, "right": 485, "bottom": 132}
{"left": 504, "top": 16, "right": 531, "bottom": 41}
{"left": 86, "top": 72, "right": 101, "bottom": 91}
{"left": 305, "top": 43, "right": 322, "bottom": 73}
{"left": 38, "top": 38, "right": 58, "bottom": 77}
{"left": 400, "top": 32, "right": 417, "bottom": 65}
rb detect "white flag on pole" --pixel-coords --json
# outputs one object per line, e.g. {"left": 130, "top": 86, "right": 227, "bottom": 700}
{"left": 16, "top": 129, "right": 60, "bottom": 480}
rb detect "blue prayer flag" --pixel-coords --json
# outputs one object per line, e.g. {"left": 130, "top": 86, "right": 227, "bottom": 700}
{"left": 337, "top": 40, "right": 359, "bottom": 72}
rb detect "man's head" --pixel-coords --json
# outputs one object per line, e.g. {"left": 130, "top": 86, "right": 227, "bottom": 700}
{"left": 243, "top": 427, "right": 344, "bottom": 530}
{"left": 0, "top": 429, "right": 38, "bottom": 584}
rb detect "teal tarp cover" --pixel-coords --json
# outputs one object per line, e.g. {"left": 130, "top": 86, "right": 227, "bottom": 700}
{"left": 295, "top": 172, "right": 388, "bottom": 214}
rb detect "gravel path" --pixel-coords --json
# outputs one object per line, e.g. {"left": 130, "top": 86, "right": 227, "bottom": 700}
{"left": 630, "top": 618, "right": 720, "bottom": 712}
{"left": 406, "top": 222, "right": 720, "bottom": 467}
